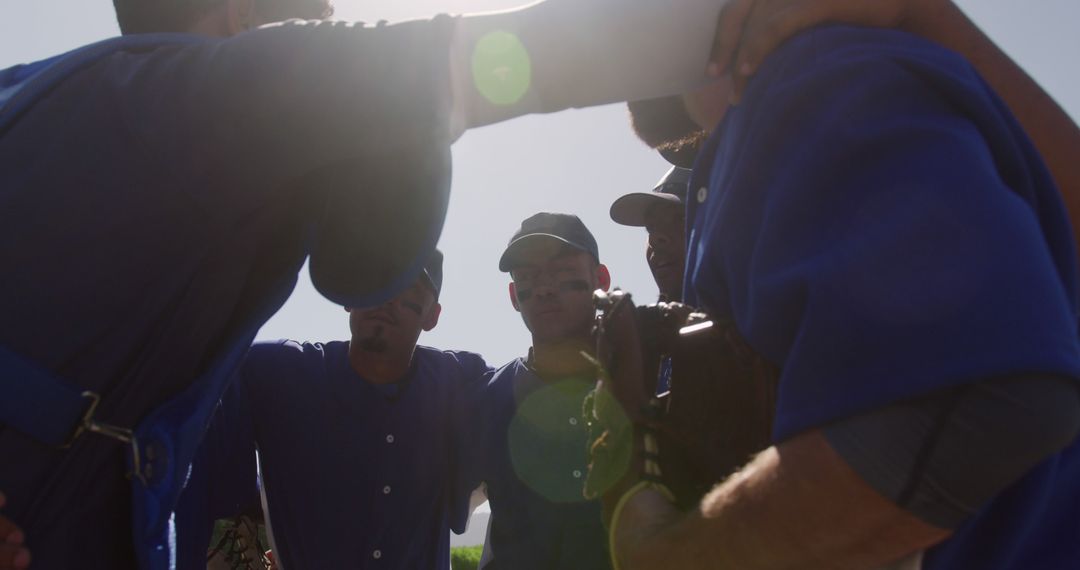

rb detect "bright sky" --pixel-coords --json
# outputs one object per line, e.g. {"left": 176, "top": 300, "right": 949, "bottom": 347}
{"left": 2, "top": 0, "right": 1078, "bottom": 368}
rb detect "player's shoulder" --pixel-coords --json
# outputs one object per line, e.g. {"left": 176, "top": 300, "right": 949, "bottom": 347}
{"left": 753, "top": 24, "right": 977, "bottom": 95}
{"left": 487, "top": 358, "right": 529, "bottom": 388}
{"left": 246, "top": 339, "right": 343, "bottom": 370}
{"left": 414, "top": 345, "right": 492, "bottom": 377}
{"left": 775, "top": 24, "right": 966, "bottom": 69}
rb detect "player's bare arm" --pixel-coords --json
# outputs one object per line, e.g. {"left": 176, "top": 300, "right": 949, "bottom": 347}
{"left": 611, "top": 431, "right": 950, "bottom": 570}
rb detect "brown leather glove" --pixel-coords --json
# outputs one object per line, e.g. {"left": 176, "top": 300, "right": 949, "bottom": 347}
{"left": 583, "top": 290, "right": 780, "bottom": 515}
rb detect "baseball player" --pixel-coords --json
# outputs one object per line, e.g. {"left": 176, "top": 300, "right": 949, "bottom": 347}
{"left": 468, "top": 213, "right": 613, "bottom": 569}
{"left": 0, "top": 0, "right": 743, "bottom": 566}
{"left": 609, "top": 1, "right": 1080, "bottom": 570}
{"left": 609, "top": 166, "right": 691, "bottom": 302}
{"left": 177, "top": 249, "right": 491, "bottom": 569}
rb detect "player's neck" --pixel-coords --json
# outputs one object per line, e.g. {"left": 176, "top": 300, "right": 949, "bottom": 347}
{"left": 348, "top": 341, "right": 414, "bottom": 385}
{"left": 529, "top": 336, "right": 594, "bottom": 380}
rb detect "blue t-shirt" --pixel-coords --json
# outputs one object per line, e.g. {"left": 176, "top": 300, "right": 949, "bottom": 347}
{"left": 475, "top": 359, "right": 611, "bottom": 570}
{"left": 0, "top": 19, "right": 455, "bottom": 565}
{"left": 222, "top": 340, "right": 489, "bottom": 569}
{"left": 684, "top": 26, "right": 1080, "bottom": 568}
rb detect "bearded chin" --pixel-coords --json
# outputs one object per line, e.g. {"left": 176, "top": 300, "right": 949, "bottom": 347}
{"left": 627, "top": 96, "right": 707, "bottom": 152}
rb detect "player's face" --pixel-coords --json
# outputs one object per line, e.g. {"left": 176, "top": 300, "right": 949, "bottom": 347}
{"left": 644, "top": 202, "right": 686, "bottom": 300}
{"left": 348, "top": 277, "right": 439, "bottom": 355}
{"left": 509, "top": 241, "right": 606, "bottom": 343}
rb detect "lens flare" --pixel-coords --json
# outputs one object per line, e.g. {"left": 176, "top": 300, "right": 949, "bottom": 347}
{"left": 471, "top": 31, "right": 531, "bottom": 106}
{"left": 508, "top": 377, "right": 599, "bottom": 503}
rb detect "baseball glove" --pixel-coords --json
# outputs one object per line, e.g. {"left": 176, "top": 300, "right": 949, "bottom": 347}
{"left": 583, "top": 290, "right": 779, "bottom": 514}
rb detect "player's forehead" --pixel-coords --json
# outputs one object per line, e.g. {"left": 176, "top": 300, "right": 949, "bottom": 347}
{"left": 511, "top": 245, "right": 591, "bottom": 274}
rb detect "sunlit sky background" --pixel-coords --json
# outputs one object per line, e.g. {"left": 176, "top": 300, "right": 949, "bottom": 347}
{"left": 2, "top": 0, "right": 1078, "bottom": 369}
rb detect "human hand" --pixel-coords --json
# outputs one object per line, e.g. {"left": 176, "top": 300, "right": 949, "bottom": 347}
{"left": 710, "top": 0, "right": 945, "bottom": 101}
{"left": 0, "top": 493, "right": 30, "bottom": 570}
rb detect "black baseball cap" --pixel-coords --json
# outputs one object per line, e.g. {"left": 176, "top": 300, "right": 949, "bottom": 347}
{"left": 421, "top": 249, "right": 444, "bottom": 299}
{"left": 498, "top": 213, "right": 599, "bottom": 272}
{"left": 609, "top": 166, "right": 691, "bottom": 227}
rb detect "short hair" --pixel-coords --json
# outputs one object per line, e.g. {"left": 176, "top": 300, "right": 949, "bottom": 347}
{"left": 112, "top": 0, "right": 333, "bottom": 35}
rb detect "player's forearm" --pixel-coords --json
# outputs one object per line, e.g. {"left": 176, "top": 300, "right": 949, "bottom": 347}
{"left": 905, "top": 1, "right": 1080, "bottom": 244}
{"left": 615, "top": 431, "right": 949, "bottom": 570}
{"left": 453, "top": 0, "right": 726, "bottom": 132}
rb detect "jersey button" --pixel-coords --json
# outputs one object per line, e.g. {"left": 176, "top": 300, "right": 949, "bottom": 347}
{"left": 572, "top": 469, "right": 582, "bottom": 479}
{"left": 568, "top": 417, "right": 578, "bottom": 426}
{"left": 385, "top": 434, "right": 395, "bottom": 444}
{"left": 696, "top": 186, "right": 708, "bottom": 203}
{"left": 383, "top": 485, "right": 392, "bottom": 495}
{"left": 372, "top": 549, "right": 382, "bottom": 559}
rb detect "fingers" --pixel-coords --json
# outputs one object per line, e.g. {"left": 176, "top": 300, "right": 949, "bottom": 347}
{"left": 709, "top": 0, "right": 757, "bottom": 76}
{"left": 0, "top": 543, "right": 31, "bottom": 570}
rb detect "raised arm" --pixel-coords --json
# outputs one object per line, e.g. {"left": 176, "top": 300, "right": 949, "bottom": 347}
{"left": 118, "top": 0, "right": 730, "bottom": 191}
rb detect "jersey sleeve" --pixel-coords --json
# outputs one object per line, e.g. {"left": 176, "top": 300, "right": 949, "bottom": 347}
{"left": 110, "top": 18, "right": 457, "bottom": 199}
{"left": 445, "top": 351, "right": 495, "bottom": 534}
{"left": 204, "top": 375, "right": 262, "bottom": 519}
{"left": 712, "top": 28, "right": 1080, "bottom": 442}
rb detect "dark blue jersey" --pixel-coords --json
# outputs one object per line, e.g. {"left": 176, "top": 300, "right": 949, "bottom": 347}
{"left": 224, "top": 340, "right": 490, "bottom": 569}
{"left": 476, "top": 359, "right": 611, "bottom": 570}
{"left": 684, "top": 25, "right": 1080, "bottom": 569}
{"left": 0, "top": 19, "right": 456, "bottom": 567}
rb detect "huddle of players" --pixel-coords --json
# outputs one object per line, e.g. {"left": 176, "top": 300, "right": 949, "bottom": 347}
{"left": 3, "top": 0, "right": 1080, "bottom": 568}
{"left": 183, "top": 171, "right": 689, "bottom": 569}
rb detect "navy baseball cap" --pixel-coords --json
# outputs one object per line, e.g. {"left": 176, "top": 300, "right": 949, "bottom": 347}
{"left": 421, "top": 249, "right": 444, "bottom": 299}
{"left": 499, "top": 213, "right": 599, "bottom": 272}
{"left": 609, "top": 166, "right": 691, "bottom": 227}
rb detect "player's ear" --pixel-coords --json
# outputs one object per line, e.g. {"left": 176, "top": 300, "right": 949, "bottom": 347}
{"left": 509, "top": 282, "right": 521, "bottom": 312}
{"left": 225, "top": 0, "right": 258, "bottom": 33}
{"left": 596, "top": 264, "right": 611, "bottom": 292}
{"left": 421, "top": 302, "right": 442, "bottom": 332}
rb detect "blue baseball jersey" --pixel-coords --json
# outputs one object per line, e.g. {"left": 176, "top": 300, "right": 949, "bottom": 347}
{"left": 0, "top": 19, "right": 456, "bottom": 566}
{"left": 226, "top": 340, "right": 490, "bottom": 569}
{"left": 684, "top": 25, "right": 1080, "bottom": 568}
{"left": 475, "top": 359, "right": 611, "bottom": 570}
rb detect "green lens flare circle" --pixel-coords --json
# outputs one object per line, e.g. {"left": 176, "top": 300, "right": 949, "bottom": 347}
{"left": 471, "top": 31, "right": 532, "bottom": 106}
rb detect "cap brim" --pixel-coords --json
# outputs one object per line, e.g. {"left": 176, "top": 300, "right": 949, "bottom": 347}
{"left": 609, "top": 192, "right": 683, "bottom": 227}
{"left": 498, "top": 233, "right": 591, "bottom": 272}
